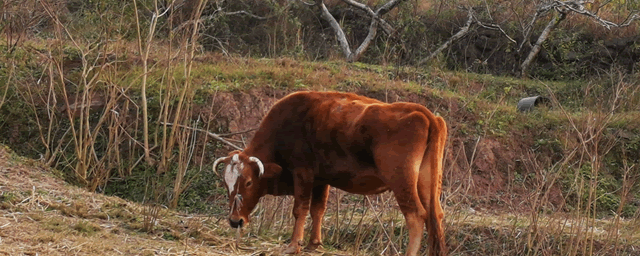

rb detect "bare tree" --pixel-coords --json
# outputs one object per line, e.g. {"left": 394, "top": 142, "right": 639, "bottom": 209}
{"left": 134, "top": 0, "right": 176, "bottom": 166}
{"left": 314, "top": 0, "right": 408, "bottom": 62}
{"left": 417, "top": 6, "right": 515, "bottom": 66}
{"left": 519, "top": 0, "right": 640, "bottom": 78}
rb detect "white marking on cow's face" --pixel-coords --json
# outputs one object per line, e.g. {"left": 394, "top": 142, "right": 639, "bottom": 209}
{"left": 224, "top": 161, "right": 244, "bottom": 194}
{"left": 224, "top": 164, "right": 237, "bottom": 193}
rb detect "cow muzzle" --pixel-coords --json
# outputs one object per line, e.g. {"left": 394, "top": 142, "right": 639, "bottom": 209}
{"left": 229, "top": 217, "right": 244, "bottom": 228}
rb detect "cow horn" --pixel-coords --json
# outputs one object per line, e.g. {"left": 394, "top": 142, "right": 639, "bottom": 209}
{"left": 212, "top": 156, "right": 230, "bottom": 175}
{"left": 249, "top": 157, "right": 264, "bottom": 177}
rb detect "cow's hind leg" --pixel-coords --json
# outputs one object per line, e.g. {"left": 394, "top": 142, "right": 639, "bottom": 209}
{"left": 307, "top": 184, "right": 330, "bottom": 251}
{"left": 417, "top": 175, "right": 445, "bottom": 256}
{"left": 374, "top": 125, "right": 429, "bottom": 254}
{"left": 392, "top": 181, "right": 427, "bottom": 256}
{"left": 378, "top": 157, "right": 427, "bottom": 256}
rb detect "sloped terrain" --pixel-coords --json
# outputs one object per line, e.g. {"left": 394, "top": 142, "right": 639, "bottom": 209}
{"left": 0, "top": 145, "right": 240, "bottom": 255}
{"left": 1, "top": 45, "right": 639, "bottom": 254}
{"left": 1, "top": 143, "right": 639, "bottom": 256}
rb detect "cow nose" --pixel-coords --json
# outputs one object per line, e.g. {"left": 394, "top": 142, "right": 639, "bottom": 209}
{"left": 229, "top": 218, "right": 243, "bottom": 228}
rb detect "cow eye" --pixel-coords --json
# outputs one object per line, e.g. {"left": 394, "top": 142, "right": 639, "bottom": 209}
{"left": 246, "top": 180, "right": 253, "bottom": 187}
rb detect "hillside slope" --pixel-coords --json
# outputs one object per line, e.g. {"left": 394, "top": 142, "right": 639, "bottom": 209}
{"left": 1, "top": 48, "right": 640, "bottom": 254}
{"left": 0, "top": 145, "right": 241, "bottom": 255}
{"left": 1, "top": 143, "right": 639, "bottom": 256}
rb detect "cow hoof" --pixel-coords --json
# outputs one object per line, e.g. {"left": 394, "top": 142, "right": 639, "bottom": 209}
{"left": 284, "top": 244, "right": 301, "bottom": 254}
{"left": 305, "top": 243, "right": 322, "bottom": 252}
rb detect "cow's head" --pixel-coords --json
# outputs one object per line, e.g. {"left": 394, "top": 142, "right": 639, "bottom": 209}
{"left": 213, "top": 150, "right": 281, "bottom": 229}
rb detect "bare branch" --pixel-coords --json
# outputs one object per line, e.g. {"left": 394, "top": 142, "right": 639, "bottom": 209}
{"left": 341, "top": 0, "right": 371, "bottom": 13}
{"left": 418, "top": 8, "right": 474, "bottom": 66}
{"left": 552, "top": 0, "right": 639, "bottom": 29}
{"left": 341, "top": 0, "right": 394, "bottom": 34}
{"left": 376, "top": 0, "right": 407, "bottom": 16}
{"left": 319, "top": 2, "right": 352, "bottom": 58}
{"left": 194, "top": 1, "right": 268, "bottom": 32}
{"left": 217, "top": 127, "right": 258, "bottom": 137}
{"left": 297, "top": 0, "right": 316, "bottom": 6}
{"left": 517, "top": 0, "right": 563, "bottom": 54}
{"left": 350, "top": 18, "right": 378, "bottom": 62}
{"left": 520, "top": 12, "right": 567, "bottom": 77}
{"left": 418, "top": 6, "right": 514, "bottom": 66}
{"left": 525, "top": 1, "right": 640, "bottom": 31}
{"left": 518, "top": 13, "right": 539, "bottom": 53}
{"left": 200, "top": 9, "right": 266, "bottom": 23}
{"left": 476, "top": 21, "right": 516, "bottom": 43}
{"left": 316, "top": 0, "right": 414, "bottom": 62}
{"left": 220, "top": 10, "right": 267, "bottom": 20}
{"left": 418, "top": 7, "right": 475, "bottom": 65}
{"left": 317, "top": 0, "right": 410, "bottom": 62}
{"left": 160, "top": 122, "right": 243, "bottom": 150}
{"left": 519, "top": 0, "right": 640, "bottom": 77}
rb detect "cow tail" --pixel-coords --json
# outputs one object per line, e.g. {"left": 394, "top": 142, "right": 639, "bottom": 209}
{"left": 423, "top": 115, "right": 448, "bottom": 256}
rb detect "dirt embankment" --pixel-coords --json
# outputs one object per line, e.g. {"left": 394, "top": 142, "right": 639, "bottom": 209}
{"left": 0, "top": 145, "right": 233, "bottom": 256}
{"left": 0, "top": 78, "right": 567, "bottom": 215}
{"left": 207, "top": 88, "right": 562, "bottom": 213}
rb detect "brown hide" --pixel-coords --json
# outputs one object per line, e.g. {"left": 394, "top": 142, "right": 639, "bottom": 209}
{"left": 213, "top": 91, "right": 447, "bottom": 256}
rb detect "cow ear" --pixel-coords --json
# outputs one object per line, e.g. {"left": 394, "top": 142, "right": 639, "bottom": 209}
{"left": 260, "top": 163, "right": 282, "bottom": 179}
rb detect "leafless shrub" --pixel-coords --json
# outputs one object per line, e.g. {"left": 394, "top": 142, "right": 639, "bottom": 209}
{"left": 519, "top": 0, "right": 640, "bottom": 77}
{"left": 142, "top": 203, "right": 161, "bottom": 232}
{"left": 1, "top": 0, "right": 63, "bottom": 51}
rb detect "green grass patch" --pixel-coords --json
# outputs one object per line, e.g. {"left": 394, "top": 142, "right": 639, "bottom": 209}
{"left": 73, "top": 220, "right": 102, "bottom": 235}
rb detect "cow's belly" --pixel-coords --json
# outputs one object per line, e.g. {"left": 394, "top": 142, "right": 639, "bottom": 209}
{"left": 313, "top": 151, "right": 389, "bottom": 194}
{"left": 324, "top": 174, "right": 390, "bottom": 195}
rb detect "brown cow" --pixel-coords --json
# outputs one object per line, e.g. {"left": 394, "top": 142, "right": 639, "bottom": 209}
{"left": 213, "top": 91, "right": 447, "bottom": 256}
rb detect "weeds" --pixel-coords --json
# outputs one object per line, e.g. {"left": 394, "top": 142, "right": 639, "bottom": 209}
{"left": 73, "top": 220, "right": 101, "bottom": 235}
{"left": 142, "top": 203, "right": 160, "bottom": 232}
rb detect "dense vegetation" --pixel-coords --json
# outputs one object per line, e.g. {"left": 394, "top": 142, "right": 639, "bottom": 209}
{"left": 1, "top": 0, "right": 639, "bottom": 255}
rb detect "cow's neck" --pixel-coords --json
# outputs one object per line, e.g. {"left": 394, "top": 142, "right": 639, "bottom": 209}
{"left": 243, "top": 145, "right": 271, "bottom": 164}
{"left": 242, "top": 145, "right": 292, "bottom": 196}
{"left": 259, "top": 176, "right": 291, "bottom": 196}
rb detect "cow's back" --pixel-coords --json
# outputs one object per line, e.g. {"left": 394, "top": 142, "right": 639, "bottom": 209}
{"left": 249, "top": 91, "right": 435, "bottom": 192}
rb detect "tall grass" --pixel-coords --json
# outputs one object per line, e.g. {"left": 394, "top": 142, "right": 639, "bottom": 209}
{"left": 3, "top": 0, "right": 218, "bottom": 217}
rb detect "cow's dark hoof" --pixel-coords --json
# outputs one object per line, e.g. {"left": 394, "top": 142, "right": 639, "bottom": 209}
{"left": 229, "top": 218, "right": 243, "bottom": 228}
{"left": 304, "top": 243, "right": 322, "bottom": 252}
{"left": 284, "top": 243, "right": 301, "bottom": 254}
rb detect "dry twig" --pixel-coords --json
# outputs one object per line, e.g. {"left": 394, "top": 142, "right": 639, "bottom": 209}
{"left": 160, "top": 122, "right": 243, "bottom": 150}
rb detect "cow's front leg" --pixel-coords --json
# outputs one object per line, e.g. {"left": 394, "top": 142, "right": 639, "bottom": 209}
{"left": 284, "top": 170, "right": 313, "bottom": 254}
{"left": 306, "top": 184, "right": 330, "bottom": 251}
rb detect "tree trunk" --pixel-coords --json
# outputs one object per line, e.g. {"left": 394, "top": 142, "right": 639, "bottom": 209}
{"left": 318, "top": 0, "right": 407, "bottom": 62}
{"left": 418, "top": 7, "right": 475, "bottom": 66}
{"left": 520, "top": 12, "right": 566, "bottom": 78}
{"left": 319, "top": 2, "right": 352, "bottom": 59}
{"left": 349, "top": 18, "right": 378, "bottom": 62}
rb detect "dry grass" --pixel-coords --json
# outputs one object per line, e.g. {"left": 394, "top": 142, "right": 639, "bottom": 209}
{"left": 3, "top": 139, "right": 637, "bottom": 255}
{"left": 0, "top": 145, "right": 231, "bottom": 255}
{"left": 0, "top": 144, "right": 359, "bottom": 255}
